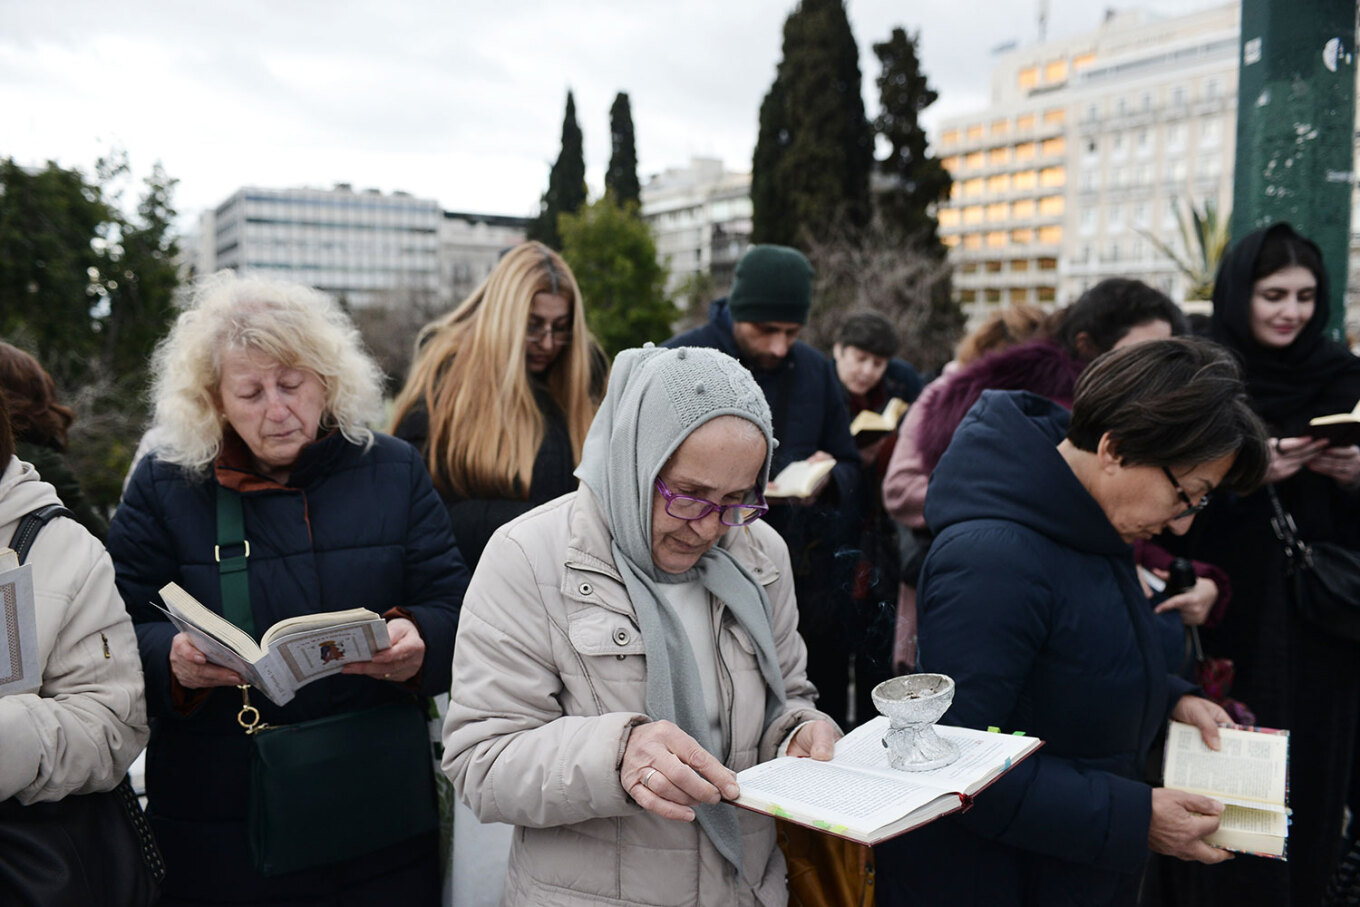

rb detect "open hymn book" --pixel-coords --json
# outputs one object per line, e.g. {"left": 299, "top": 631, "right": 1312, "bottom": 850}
{"left": 765, "top": 459, "right": 837, "bottom": 500}
{"left": 157, "top": 582, "right": 391, "bottom": 708}
{"left": 0, "top": 548, "right": 39, "bottom": 697}
{"left": 733, "top": 716, "right": 1043, "bottom": 844}
{"left": 1308, "top": 399, "right": 1360, "bottom": 446}
{"left": 849, "top": 397, "right": 909, "bottom": 443}
{"left": 1162, "top": 720, "right": 1290, "bottom": 859}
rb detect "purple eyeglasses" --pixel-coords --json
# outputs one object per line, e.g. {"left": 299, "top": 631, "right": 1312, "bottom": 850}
{"left": 654, "top": 477, "right": 769, "bottom": 526}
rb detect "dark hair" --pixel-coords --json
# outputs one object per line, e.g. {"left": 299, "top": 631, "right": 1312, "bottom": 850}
{"left": 1066, "top": 337, "right": 1269, "bottom": 494}
{"left": 835, "top": 312, "right": 899, "bottom": 359}
{"left": 0, "top": 341, "right": 74, "bottom": 451}
{"left": 1253, "top": 226, "right": 1326, "bottom": 286}
{"left": 0, "top": 388, "right": 14, "bottom": 465}
{"left": 1055, "top": 278, "right": 1188, "bottom": 361}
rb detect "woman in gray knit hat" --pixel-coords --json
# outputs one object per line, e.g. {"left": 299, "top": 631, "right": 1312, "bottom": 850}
{"left": 442, "top": 345, "right": 839, "bottom": 906}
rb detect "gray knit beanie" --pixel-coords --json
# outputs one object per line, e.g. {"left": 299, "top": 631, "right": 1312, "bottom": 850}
{"left": 727, "top": 245, "right": 814, "bottom": 324}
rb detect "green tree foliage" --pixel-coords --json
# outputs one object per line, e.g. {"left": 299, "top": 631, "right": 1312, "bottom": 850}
{"left": 605, "top": 92, "right": 641, "bottom": 209}
{"left": 0, "top": 159, "right": 110, "bottom": 384}
{"left": 873, "top": 28, "right": 951, "bottom": 255}
{"left": 0, "top": 154, "right": 181, "bottom": 512}
{"left": 560, "top": 198, "right": 675, "bottom": 356}
{"left": 1138, "top": 198, "right": 1230, "bottom": 301}
{"left": 751, "top": 0, "right": 874, "bottom": 248}
{"left": 527, "top": 90, "right": 588, "bottom": 250}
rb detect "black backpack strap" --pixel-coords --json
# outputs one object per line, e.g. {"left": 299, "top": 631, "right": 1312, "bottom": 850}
{"left": 11, "top": 504, "right": 78, "bottom": 565}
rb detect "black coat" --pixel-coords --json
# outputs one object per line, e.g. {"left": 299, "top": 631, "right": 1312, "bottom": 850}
{"left": 878, "top": 391, "right": 1192, "bottom": 907}
{"left": 108, "top": 431, "right": 468, "bottom": 904}
{"left": 393, "top": 379, "right": 578, "bottom": 571}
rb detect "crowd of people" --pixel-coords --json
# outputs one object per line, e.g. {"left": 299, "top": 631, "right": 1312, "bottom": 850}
{"left": 1, "top": 223, "right": 1358, "bottom": 907}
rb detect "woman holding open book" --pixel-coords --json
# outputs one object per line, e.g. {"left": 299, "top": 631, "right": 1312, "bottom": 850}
{"left": 106, "top": 272, "right": 468, "bottom": 906}
{"left": 876, "top": 339, "right": 1269, "bottom": 907}
{"left": 443, "top": 345, "right": 838, "bottom": 906}
{"left": 1173, "top": 223, "right": 1360, "bottom": 906}
{"left": 391, "top": 241, "right": 603, "bottom": 572}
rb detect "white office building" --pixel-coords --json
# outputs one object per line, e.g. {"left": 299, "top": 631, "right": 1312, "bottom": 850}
{"left": 211, "top": 184, "right": 441, "bottom": 307}
{"left": 640, "top": 157, "right": 753, "bottom": 298}
{"left": 935, "top": 5, "right": 1241, "bottom": 322}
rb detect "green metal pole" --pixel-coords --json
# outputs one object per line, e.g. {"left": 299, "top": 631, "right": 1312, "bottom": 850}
{"left": 1232, "top": 0, "right": 1357, "bottom": 336}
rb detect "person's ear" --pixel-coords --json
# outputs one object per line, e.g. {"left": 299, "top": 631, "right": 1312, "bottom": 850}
{"left": 1074, "top": 331, "right": 1099, "bottom": 361}
{"left": 1096, "top": 431, "right": 1124, "bottom": 474}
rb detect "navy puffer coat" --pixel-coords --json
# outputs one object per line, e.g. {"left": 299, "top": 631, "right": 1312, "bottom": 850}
{"left": 876, "top": 391, "right": 1194, "bottom": 907}
{"left": 108, "top": 430, "right": 468, "bottom": 905}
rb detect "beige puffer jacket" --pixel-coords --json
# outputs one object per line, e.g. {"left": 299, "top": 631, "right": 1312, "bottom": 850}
{"left": 443, "top": 489, "right": 830, "bottom": 907}
{"left": 0, "top": 456, "right": 149, "bottom": 803}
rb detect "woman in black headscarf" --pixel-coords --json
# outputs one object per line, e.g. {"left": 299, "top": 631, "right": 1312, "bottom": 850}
{"left": 1186, "top": 223, "right": 1360, "bottom": 906}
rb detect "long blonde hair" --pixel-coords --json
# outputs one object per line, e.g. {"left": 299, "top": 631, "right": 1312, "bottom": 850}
{"left": 390, "top": 242, "right": 597, "bottom": 500}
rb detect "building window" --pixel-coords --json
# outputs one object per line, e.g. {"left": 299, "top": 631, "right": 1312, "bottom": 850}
{"left": 1038, "top": 286, "right": 1057, "bottom": 302}
{"left": 986, "top": 259, "right": 1004, "bottom": 273}
{"left": 1017, "top": 113, "right": 1036, "bottom": 131}
{"left": 1108, "top": 204, "right": 1124, "bottom": 231}
{"left": 1081, "top": 209, "right": 1097, "bottom": 235}
{"left": 1112, "top": 133, "right": 1126, "bottom": 159}
{"left": 966, "top": 150, "right": 985, "bottom": 168}
{"left": 1205, "top": 78, "right": 1220, "bottom": 100}
{"left": 1116, "top": 97, "right": 1128, "bottom": 117}
{"left": 1018, "top": 67, "right": 1039, "bottom": 90}
{"left": 1038, "top": 196, "right": 1065, "bottom": 216}
{"left": 942, "top": 155, "right": 961, "bottom": 172}
{"left": 1041, "top": 137, "right": 1065, "bottom": 157}
{"left": 1011, "top": 229, "right": 1034, "bottom": 244}
{"left": 1015, "top": 141, "right": 1037, "bottom": 161}
{"left": 991, "top": 118, "right": 1009, "bottom": 136}
{"left": 942, "top": 128, "right": 960, "bottom": 146}
{"left": 965, "top": 178, "right": 985, "bottom": 197}
{"left": 1084, "top": 103, "right": 1099, "bottom": 122}
{"left": 1080, "top": 171, "right": 1098, "bottom": 192}
{"left": 1172, "top": 87, "right": 1186, "bottom": 106}
{"left": 987, "top": 231, "right": 1008, "bottom": 248}
{"left": 1012, "top": 258, "right": 1031, "bottom": 271}
{"left": 989, "top": 147, "right": 1010, "bottom": 165}
{"left": 1134, "top": 203, "right": 1149, "bottom": 228}
{"left": 988, "top": 174, "right": 1011, "bottom": 193}
{"left": 963, "top": 206, "right": 984, "bottom": 225}
{"left": 939, "top": 208, "right": 962, "bottom": 228}
{"left": 987, "top": 202, "right": 1010, "bottom": 222}
{"left": 1012, "top": 199, "right": 1036, "bottom": 218}
{"left": 1013, "top": 170, "right": 1038, "bottom": 190}
{"left": 1202, "top": 119, "right": 1223, "bottom": 147}
{"left": 1166, "top": 122, "right": 1185, "bottom": 149}
{"left": 1038, "top": 257, "right": 1058, "bottom": 271}
{"left": 1043, "top": 108, "right": 1066, "bottom": 126}
{"left": 1038, "top": 226, "right": 1062, "bottom": 244}
{"left": 1039, "top": 166, "right": 1065, "bottom": 188}
{"left": 967, "top": 124, "right": 985, "bottom": 141}
{"left": 1044, "top": 60, "right": 1069, "bottom": 83}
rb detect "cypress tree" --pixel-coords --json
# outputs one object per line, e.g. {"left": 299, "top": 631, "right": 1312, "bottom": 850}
{"left": 873, "top": 28, "right": 951, "bottom": 255}
{"left": 605, "top": 92, "right": 641, "bottom": 209}
{"left": 751, "top": 0, "right": 873, "bottom": 248}
{"left": 528, "top": 90, "right": 587, "bottom": 250}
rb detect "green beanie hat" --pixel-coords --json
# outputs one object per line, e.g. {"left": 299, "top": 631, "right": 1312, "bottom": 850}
{"left": 727, "top": 245, "right": 813, "bottom": 324}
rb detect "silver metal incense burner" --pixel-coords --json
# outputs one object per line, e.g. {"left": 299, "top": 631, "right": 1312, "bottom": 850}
{"left": 871, "top": 674, "right": 960, "bottom": 771}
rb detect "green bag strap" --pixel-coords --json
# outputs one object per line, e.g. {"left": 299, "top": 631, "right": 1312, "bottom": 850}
{"left": 216, "top": 484, "right": 256, "bottom": 639}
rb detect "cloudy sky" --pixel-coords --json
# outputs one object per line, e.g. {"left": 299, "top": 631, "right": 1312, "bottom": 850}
{"left": 2, "top": 0, "right": 1226, "bottom": 226}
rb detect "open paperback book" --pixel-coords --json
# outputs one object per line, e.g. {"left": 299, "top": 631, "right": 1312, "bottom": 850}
{"left": 1162, "top": 720, "right": 1290, "bottom": 858}
{"left": 0, "top": 548, "right": 40, "bottom": 697}
{"left": 1308, "top": 399, "right": 1360, "bottom": 446}
{"left": 157, "top": 582, "right": 391, "bottom": 707}
{"left": 765, "top": 458, "right": 837, "bottom": 500}
{"left": 733, "top": 716, "right": 1043, "bottom": 844}
{"left": 849, "top": 397, "right": 909, "bottom": 444}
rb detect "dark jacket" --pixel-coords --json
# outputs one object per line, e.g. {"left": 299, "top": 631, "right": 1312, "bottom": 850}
{"left": 107, "top": 431, "right": 468, "bottom": 904}
{"left": 16, "top": 439, "right": 108, "bottom": 541}
{"left": 877, "top": 391, "right": 1192, "bottom": 907}
{"left": 665, "top": 300, "right": 860, "bottom": 505}
{"left": 393, "top": 380, "right": 577, "bottom": 571}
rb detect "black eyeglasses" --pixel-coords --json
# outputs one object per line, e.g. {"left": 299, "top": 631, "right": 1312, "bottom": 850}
{"left": 526, "top": 324, "right": 573, "bottom": 344}
{"left": 1162, "top": 466, "right": 1212, "bottom": 520}
{"left": 654, "top": 477, "right": 769, "bottom": 526}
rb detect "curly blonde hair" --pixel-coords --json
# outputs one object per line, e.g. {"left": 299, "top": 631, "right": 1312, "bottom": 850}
{"left": 151, "top": 271, "right": 385, "bottom": 476}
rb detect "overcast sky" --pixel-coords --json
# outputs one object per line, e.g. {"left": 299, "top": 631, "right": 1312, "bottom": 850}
{"left": 2, "top": 0, "right": 1228, "bottom": 226}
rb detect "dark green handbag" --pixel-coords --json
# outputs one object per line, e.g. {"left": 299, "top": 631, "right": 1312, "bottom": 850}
{"left": 216, "top": 487, "right": 438, "bottom": 877}
{"left": 244, "top": 697, "right": 439, "bottom": 877}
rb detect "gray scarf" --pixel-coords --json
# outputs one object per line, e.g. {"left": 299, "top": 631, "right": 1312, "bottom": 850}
{"left": 575, "top": 345, "right": 787, "bottom": 878}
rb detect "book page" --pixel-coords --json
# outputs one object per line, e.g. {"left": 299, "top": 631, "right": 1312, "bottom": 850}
{"left": 0, "top": 557, "right": 41, "bottom": 697}
{"left": 735, "top": 755, "right": 945, "bottom": 836}
{"left": 833, "top": 717, "right": 1041, "bottom": 794}
{"left": 1163, "top": 721, "right": 1288, "bottom": 810}
{"left": 160, "top": 582, "right": 262, "bottom": 661}
{"left": 264, "top": 620, "right": 390, "bottom": 685}
{"left": 259, "top": 608, "right": 384, "bottom": 646}
{"left": 766, "top": 459, "right": 836, "bottom": 499}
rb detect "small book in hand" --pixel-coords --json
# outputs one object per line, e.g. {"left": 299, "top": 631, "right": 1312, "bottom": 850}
{"left": 849, "top": 398, "right": 909, "bottom": 445}
{"left": 1308, "top": 400, "right": 1360, "bottom": 446}
{"left": 1162, "top": 720, "right": 1290, "bottom": 859}
{"left": 157, "top": 582, "right": 391, "bottom": 707}
{"left": 765, "top": 458, "right": 837, "bottom": 500}
{"left": 0, "top": 548, "right": 40, "bottom": 697}
{"left": 733, "top": 717, "right": 1043, "bottom": 844}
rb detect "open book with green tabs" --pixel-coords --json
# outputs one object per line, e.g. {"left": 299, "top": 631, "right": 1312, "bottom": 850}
{"left": 733, "top": 716, "right": 1042, "bottom": 844}
{"left": 1162, "top": 720, "right": 1290, "bottom": 859}
{"left": 158, "top": 582, "right": 391, "bottom": 707}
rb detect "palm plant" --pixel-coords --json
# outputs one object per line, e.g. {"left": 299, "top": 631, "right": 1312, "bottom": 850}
{"left": 1139, "top": 199, "right": 1231, "bottom": 301}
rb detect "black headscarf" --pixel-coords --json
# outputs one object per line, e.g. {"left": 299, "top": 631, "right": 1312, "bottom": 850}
{"left": 1210, "top": 223, "right": 1360, "bottom": 431}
